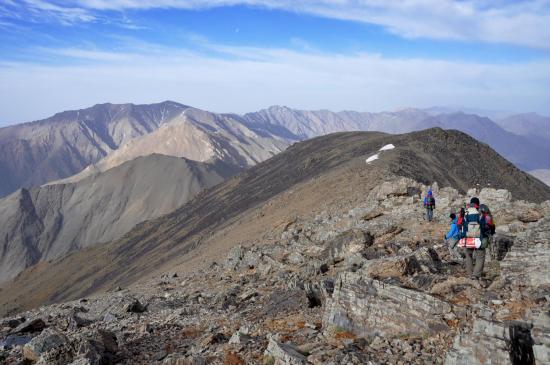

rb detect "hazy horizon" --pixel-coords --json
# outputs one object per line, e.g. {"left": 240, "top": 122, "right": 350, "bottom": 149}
{"left": 2, "top": 100, "right": 547, "bottom": 128}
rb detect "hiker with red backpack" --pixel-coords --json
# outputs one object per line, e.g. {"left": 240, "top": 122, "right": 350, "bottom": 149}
{"left": 423, "top": 190, "right": 436, "bottom": 222}
{"left": 459, "top": 197, "right": 492, "bottom": 279}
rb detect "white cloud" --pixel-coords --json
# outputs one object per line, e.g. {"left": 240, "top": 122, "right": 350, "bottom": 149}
{"left": 1, "top": 44, "right": 549, "bottom": 124}
{"left": 3, "top": 1, "right": 549, "bottom": 48}
{"left": 1, "top": 0, "right": 96, "bottom": 25}
{"left": 67, "top": 0, "right": 550, "bottom": 49}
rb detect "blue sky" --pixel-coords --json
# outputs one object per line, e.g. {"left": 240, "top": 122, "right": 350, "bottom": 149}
{"left": 1, "top": 0, "right": 550, "bottom": 124}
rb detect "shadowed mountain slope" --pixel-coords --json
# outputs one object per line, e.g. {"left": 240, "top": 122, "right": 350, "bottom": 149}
{"left": 0, "top": 154, "right": 241, "bottom": 284}
{"left": 1, "top": 128, "right": 548, "bottom": 315}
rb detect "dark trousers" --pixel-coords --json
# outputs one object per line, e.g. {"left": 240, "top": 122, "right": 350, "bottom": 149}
{"left": 426, "top": 208, "right": 434, "bottom": 221}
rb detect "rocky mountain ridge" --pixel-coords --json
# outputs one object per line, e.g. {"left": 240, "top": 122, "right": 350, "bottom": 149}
{"left": 1, "top": 128, "right": 548, "bottom": 318}
{"left": 0, "top": 178, "right": 548, "bottom": 364}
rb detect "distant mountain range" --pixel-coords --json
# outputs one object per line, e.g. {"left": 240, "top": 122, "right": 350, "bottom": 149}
{"left": 1, "top": 102, "right": 549, "bottom": 198}
{"left": 0, "top": 101, "right": 293, "bottom": 197}
{"left": 244, "top": 106, "right": 550, "bottom": 174}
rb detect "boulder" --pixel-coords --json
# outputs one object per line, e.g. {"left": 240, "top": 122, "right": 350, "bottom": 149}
{"left": 23, "top": 328, "right": 72, "bottom": 364}
{"left": 74, "top": 330, "right": 118, "bottom": 365}
{"left": 323, "top": 273, "right": 452, "bottom": 338}
{"left": 264, "top": 338, "right": 307, "bottom": 365}
{"left": 125, "top": 298, "right": 147, "bottom": 313}
{"left": 364, "top": 247, "right": 441, "bottom": 279}
{"left": 498, "top": 220, "right": 550, "bottom": 290}
{"left": 363, "top": 255, "right": 421, "bottom": 279}
{"left": 323, "top": 229, "right": 373, "bottom": 265}
{"left": 445, "top": 318, "right": 537, "bottom": 365}
{"left": 368, "top": 177, "right": 420, "bottom": 201}
{"left": 11, "top": 318, "right": 46, "bottom": 334}
{"left": 516, "top": 208, "right": 543, "bottom": 223}
{"left": 479, "top": 188, "right": 512, "bottom": 203}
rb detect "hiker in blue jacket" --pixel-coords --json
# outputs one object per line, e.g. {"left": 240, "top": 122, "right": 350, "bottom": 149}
{"left": 444, "top": 213, "right": 462, "bottom": 261}
{"left": 423, "top": 190, "right": 436, "bottom": 222}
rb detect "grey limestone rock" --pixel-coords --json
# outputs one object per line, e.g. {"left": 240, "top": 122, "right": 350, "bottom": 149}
{"left": 264, "top": 337, "right": 307, "bottom": 365}
{"left": 323, "top": 273, "right": 452, "bottom": 337}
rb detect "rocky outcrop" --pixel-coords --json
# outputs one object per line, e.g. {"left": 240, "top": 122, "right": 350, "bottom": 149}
{"left": 323, "top": 273, "right": 452, "bottom": 337}
{"left": 445, "top": 317, "right": 534, "bottom": 365}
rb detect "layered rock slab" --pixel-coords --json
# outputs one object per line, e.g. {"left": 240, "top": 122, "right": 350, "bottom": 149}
{"left": 323, "top": 273, "right": 452, "bottom": 337}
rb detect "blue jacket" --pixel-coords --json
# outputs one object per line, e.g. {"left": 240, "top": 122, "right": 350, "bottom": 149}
{"left": 445, "top": 219, "right": 460, "bottom": 240}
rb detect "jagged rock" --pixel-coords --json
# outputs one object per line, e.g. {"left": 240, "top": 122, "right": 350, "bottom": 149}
{"left": 516, "top": 208, "right": 543, "bottom": 223}
{"left": 2, "top": 317, "right": 25, "bottom": 329}
{"left": 323, "top": 273, "right": 452, "bottom": 337}
{"left": 488, "top": 234, "right": 514, "bottom": 261}
{"left": 445, "top": 318, "right": 537, "bottom": 365}
{"left": 430, "top": 277, "right": 481, "bottom": 296}
{"left": 287, "top": 252, "right": 305, "bottom": 265}
{"left": 364, "top": 255, "right": 421, "bottom": 279}
{"left": 361, "top": 209, "right": 384, "bottom": 221}
{"left": 497, "top": 220, "right": 550, "bottom": 290}
{"left": 201, "top": 332, "right": 228, "bottom": 346}
{"left": 74, "top": 330, "right": 118, "bottom": 365}
{"left": 323, "top": 229, "right": 373, "bottom": 265}
{"left": 479, "top": 188, "right": 512, "bottom": 203}
{"left": 163, "top": 355, "right": 207, "bottom": 365}
{"left": 364, "top": 247, "right": 441, "bottom": 279}
{"left": 228, "top": 330, "right": 251, "bottom": 345}
{"left": 0, "top": 333, "right": 32, "bottom": 350}
{"left": 530, "top": 310, "right": 550, "bottom": 365}
{"left": 11, "top": 318, "right": 46, "bottom": 334}
{"left": 68, "top": 312, "right": 93, "bottom": 330}
{"left": 264, "top": 338, "right": 307, "bottom": 365}
{"left": 368, "top": 177, "right": 420, "bottom": 201}
{"left": 125, "top": 299, "right": 147, "bottom": 313}
{"left": 23, "top": 328, "right": 72, "bottom": 363}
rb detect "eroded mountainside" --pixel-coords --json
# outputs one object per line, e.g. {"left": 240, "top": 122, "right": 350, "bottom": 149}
{"left": 0, "top": 154, "right": 241, "bottom": 284}
{"left": 1, "top": 128, "right": 548, "bottom": 316}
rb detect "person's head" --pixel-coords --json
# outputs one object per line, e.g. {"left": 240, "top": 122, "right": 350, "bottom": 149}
{"left": 428, "top": 190, "right": 433, "bottom": 196}
{"left": 450, "top": 213, "right": 456, "bottom": 220}
{"left": 470, "top": 197, "right": 480, "bottom": 207}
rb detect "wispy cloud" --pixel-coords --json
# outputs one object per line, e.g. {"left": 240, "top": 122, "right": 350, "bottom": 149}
{"left": 23, "top": 0, "right": 96, "bottom": 24}
{"left": 3, "top": 1, "right": 549, "bottom": 48}
{"left": 66, "top": 0, "right": 550, "bottom": 49}
{"left": 1, "top": 42, "right": 549, "bottom": 123}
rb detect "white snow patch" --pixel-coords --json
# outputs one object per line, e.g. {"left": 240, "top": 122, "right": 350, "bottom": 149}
{"left": 366, "top": 154, "right": 379, "bottom": 164}
{"left": 379, "top": 144, "right": 395, "bottom": 151}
